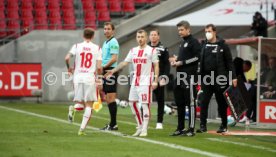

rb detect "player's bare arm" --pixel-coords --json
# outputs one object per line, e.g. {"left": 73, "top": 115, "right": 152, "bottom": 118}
{"left": 152, "top": 62, "right": 159, "bottom": 90}
{"left": 65, "top": 53, "right": 74, "bottom": 75}
{"left": 103, "top": 54, "right": 118, "bottom": 70}
{"left": 104, "top": 61, "right": 129, "bottom": 78}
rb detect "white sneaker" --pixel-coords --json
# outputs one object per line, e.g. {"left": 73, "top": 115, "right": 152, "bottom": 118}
{"left": 132, "top": 129, "right": 142, "bottom": 137}
{"left": 139, "top": 130, "right": 147, "bottom": 137}
{"left": 156, "top": 123, "right": 163, "bottom": 129}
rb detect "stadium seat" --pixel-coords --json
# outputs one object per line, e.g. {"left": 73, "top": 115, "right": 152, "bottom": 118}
{"left": 0, "top": 0, "right": 4, "bottom": 10}
{"left": 34, "top": 0, "right": 46, "bottom": 10}
{"left": 147, "top": 0, "right": 160, "bottom": 4}
{"left": 34, "top": 18, "right": 48, "bottom": 30}
{"left": 21, "top": 10, "right": 34, "bottom": 20}
{"left": 85, "top": 20, "right": 97, "bottom": 29}
{"left": 34, "top": 10, "right": 47, "bottom": 19}
{"left": 48, "top": 10, "right": 61, "bottom": 21}
{"left": 7, "top": 0, "right": 19, "bottom": 10}
{"left": 97, "top": 11, "right": 111, "bottom": 22}
{"left": 0, "top": 19, "right": 7, "bottom": 38}
{"left": 21, "top": 1, "right": 33, "bottom": 10}
{"left": 49, "top": 18, "right": 62, "bottom": 30}
{"left": 7, "top": 20, "right": 20, "bottom": 37}
{"left": 61, "top": 1, "right": 74, "bottom": 10}
{"left": 62, "top": 10, "right": 75, "bottom": 20}
{"left": 84, "top": 11, "right": 97, "bottom": 21}
{"left": 48, "top": 0, "right": 60, "bottom": 10}
{"left": 134, "top": 0, "right": 147, "bottom": 4}
{"left": 109, "top": 1, "right": 122, "bottom": 14}
{"left": 122, "top": 1, "right": 135, "bottom": 14}
{"left": 7, "top": 10, "right": 20, "bottom": 20}
{"left": 95, "top": 1, "right": 108, "bottom": 11}
{"left": 63, "top": 18, "right": 76, "bottom": 30}
{"left": 82, "top": 1, "right": 95, "bottom": 11}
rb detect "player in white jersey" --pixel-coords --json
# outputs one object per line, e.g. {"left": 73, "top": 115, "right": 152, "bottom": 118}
{"left": 65, "top": 28, "right": 102, "bottom": 135}
{"left": 105, "top": 30, "right": 159, "bottom": 137}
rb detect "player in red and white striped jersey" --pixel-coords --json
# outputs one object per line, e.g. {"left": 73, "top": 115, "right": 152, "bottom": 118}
{"left": 65, "top": 28, "right": 102, "bottom": 135}
{"left": 105, "top": 30, "right": 159, "bottom": 137}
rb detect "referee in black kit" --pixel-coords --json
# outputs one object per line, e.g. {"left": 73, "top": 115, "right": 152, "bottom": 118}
{"left": 169, "top": 21, "right": 200, "bottom": 137}
{"left": 148, "top": 29, "right": 170, "bottom": 129}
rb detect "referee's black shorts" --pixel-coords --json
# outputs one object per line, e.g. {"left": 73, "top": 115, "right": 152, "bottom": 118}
{"left": 103, "top": 67, "right": 118, "bottom": 93}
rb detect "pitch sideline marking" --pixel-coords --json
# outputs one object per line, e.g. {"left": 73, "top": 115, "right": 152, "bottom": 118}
{"left": 207, "top": 138, "right": 276, "bottom": 153}
{"left": 0, "top": 105, "right": 225, "bottom": 157}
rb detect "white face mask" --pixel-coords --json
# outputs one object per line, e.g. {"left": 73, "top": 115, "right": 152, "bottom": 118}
{"left": 205, "top": 32, "right": 213, "bottom": 40}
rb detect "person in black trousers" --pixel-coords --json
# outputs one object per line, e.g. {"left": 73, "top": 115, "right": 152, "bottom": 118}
{"left": 196, "top": 24, "right": 237, "bottom": 134}
{"left": 148, "top": 28, "right": 170, "bottom": 129}
{"left": 169, "top": 21, "right": 200, "bottom": 137}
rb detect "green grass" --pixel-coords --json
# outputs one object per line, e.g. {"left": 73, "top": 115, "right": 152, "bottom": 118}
{"left": 0, "top": 102, "right": 275, "bottom": 157}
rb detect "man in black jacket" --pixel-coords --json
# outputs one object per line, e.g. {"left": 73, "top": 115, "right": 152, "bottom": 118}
{"left": 148, "top": 29, "right": 170, "bottom": 129}
{"left": 169, "top": 21, "right": 200, "bottom": 136}
{"left": 197, "top": 24, "right": 237, "bottom": 134}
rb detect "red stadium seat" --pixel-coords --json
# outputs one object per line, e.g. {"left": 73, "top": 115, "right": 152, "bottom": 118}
{"left": 7, "top": 20, "right": 20, "bottom": 37}
{"left": 135, "top": 0, "right": 147, "bottom": 4}
{"left": 7, "top": 10, "right": 20, "bottom": 20}
{"left": 34, "top": 0, "right": 46, "bottom": 10}
{"left": 84, "top": 11, "right": 96, "bottom": 21}
{"left": 97, "top": 11, "right": 110, "bottom": 22}
{"left": 7, "top": 0, "right": 19, "bottom": 10}
{"left": 49, "top": 18, "right": 62, "bottom": 30}
{"left": 147, "top": 0, "right": 160, "bottom": 4}
{"left": 109, "top": 1, "right": 122, "bottom": 14}
{"left": 122, "top": 1, "right": 135, "bottom": 14}
{"left": 62, "top": 10, "right": 75, "bottom": 19}
{"left": 85, "top": 20, "right": 97, "bottom": 29}
{"left": 63, "top": 18, "right": 76, "bottom": 30}
{"left": 95, "top": 1, "right": 108, "bottom": 11}
{"left": 82, "top": 1, "right": 94, "bottom": 11}
{"left": 0, "top": 0, "right": 4, "bottom": 10}
{"left": 34, "top": 9, "right": 47, "bottom": 19}
{"left": 61, "top": 1, "right": 74, "bottom": 10}
{"left": 34, "top": 18, "right": 48, "bottom": 29}
{"left": 0, "top": 19, "right": 7, "bottom": 38}
{"left": 48, "top": 10, "right": 61, "bottom": 21}
{"left": 48, "top": 0, "right": 60, "bottom": 10}
{"left": 0, "top": 10, "right": 5, "bottom": 19}
{"left": 21, "top": 10, "right": 34, "bottom": 20}
{"left": 21, "top": 1, "right": 33, "bottom": 10}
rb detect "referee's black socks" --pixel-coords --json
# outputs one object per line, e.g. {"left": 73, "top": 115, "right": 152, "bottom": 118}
{"left": 108, "top": 102, "right": 117, "bottom": 127}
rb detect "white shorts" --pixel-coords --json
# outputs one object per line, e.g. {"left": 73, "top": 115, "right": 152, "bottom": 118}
{"left": 73, "top": 83, "right": 97, "bottom": 102}
{"left": 129, "top": 85, "right": 152, "bottom": 104}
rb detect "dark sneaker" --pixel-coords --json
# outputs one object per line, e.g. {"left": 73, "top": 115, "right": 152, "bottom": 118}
{"left": 101, "top": 124, "right": 118, "bottom": 131}
{"left": 170, "top": 130, "right": 184, "bottom": 136}
{"left": 183, "top": 128, "right": 195, "bottom": 137}
{"left": 196, "top": 125, "right": 207, "bottom": 133}
{"left": 216, "top": 125, "right": 228, "bottom": 133}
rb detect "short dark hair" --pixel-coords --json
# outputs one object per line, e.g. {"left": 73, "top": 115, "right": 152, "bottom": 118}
{"left": 176, "top": 20, "right": 190, "bottom": 29}
{"left": 244, "top": 60, "right": 252, "bottom": 69}
{"left": 83, "top": 28, "right": 94, "bottom": 39}
{"left": 150, "top": 28, "right": 160, "bottom": 35}
{"left": 104, "top": 22, "right": 115, "bottom": 30}
{"left": 205, "top": 24, "right": 216, "bottom": 31}
{"left": 137, "top": 29, "right": 147, "bottom": 36}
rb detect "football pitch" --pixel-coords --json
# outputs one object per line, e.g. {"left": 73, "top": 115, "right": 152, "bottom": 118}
{"left": 0, "top": 102, "right": 275, "bottom": 157}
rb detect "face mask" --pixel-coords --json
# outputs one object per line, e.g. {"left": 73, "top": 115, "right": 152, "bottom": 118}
{"left": 205, "top": 32, "right": 213, "bottom": 40}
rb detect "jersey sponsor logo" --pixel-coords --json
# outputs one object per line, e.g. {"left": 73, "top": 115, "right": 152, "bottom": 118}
{"left": 133, "top": 58, "right": 147, "bottom": 64}
{"left": 184, "top": 42, "right": 188, "bottom": 47}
